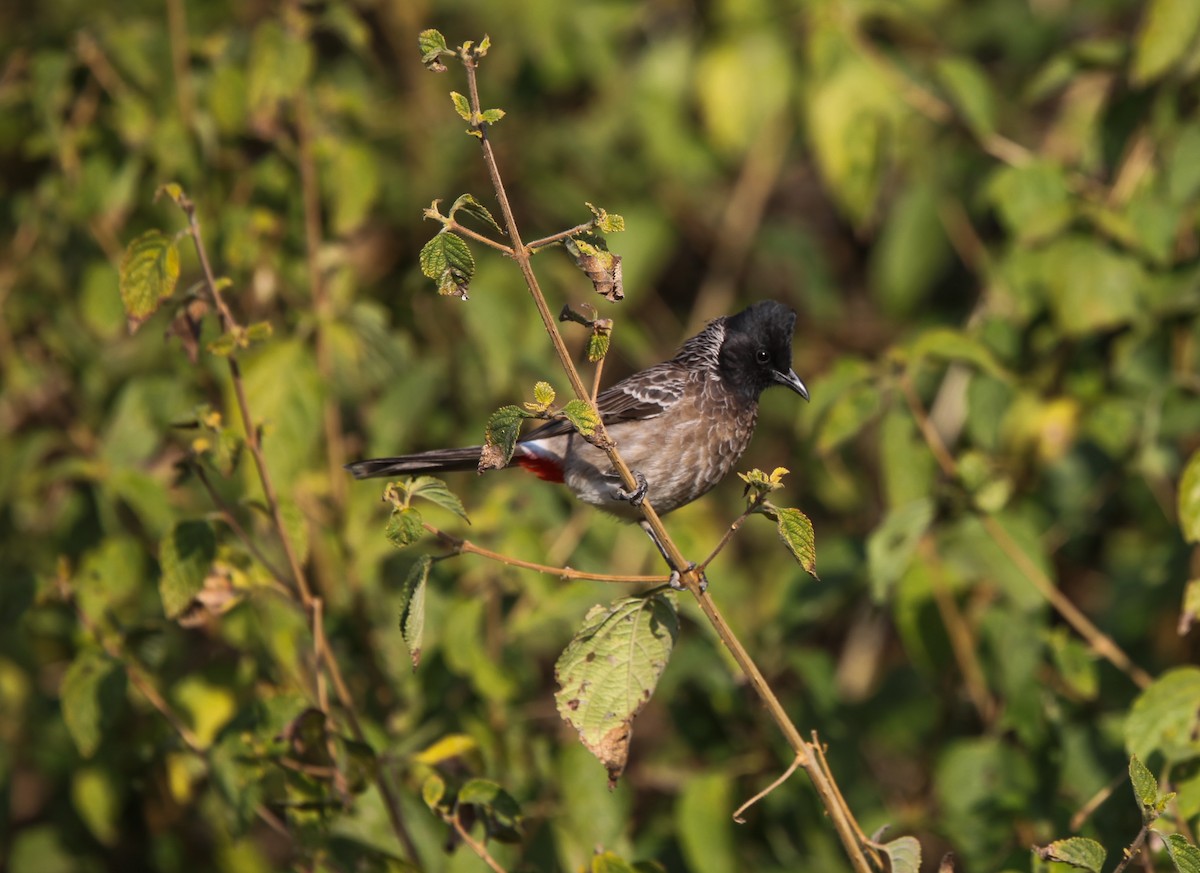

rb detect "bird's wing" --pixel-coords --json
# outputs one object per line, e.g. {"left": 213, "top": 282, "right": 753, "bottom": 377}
{"left": 520, "top": 361, "right": 687, "bottom": 442}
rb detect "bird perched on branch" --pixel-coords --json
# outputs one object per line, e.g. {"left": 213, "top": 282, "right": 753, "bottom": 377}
{"left": 347, "top": 300, "right": 809, "bottom": 585}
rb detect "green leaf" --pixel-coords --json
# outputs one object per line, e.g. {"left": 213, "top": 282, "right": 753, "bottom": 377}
{"left": 1130, "top": 754, "right": 1162, "bottom": 822}
{"left": 1162, "top": 833, "right": 1200, "bottom": 873}
{"left": 458, "top": 778, "right": 522, "bottom": 841}
{"left": 158, "top": 521, "right": 217, "bottom": 619}
{"left": 410, "top": 474, "right": 470, "bottom": 522}
{"left": 245, "top": 320, "right": 273, "bottom": 343}
{"left": 936, "top": 56, "right": 997, "bottom": 137}
{"left": 909, "top": 328, "right": 1009, "bottom": 380}
{"left": 406, "top": 476, "right": 469, "bottom": 522}
{"left": 1180, "top": 577, "right": 1200, "bottom": 635}
{"left": 480, "top": 405, "right": 528, "bottom": 472}
{"left": 1036, "top": 837, "right": 1106, "bottom": 872}
{"left": 418, "top": 29, "right": 450, "bottom": 68}
{"left": 449, "top": 193, "right": 503, "bottom": 234}
{"left": 1178, "top": 449, "right": 1200, "bottom": 543}
{"left": 986, "top": 161, "right": 1073, "bottom": 245}
{"left": 867, "top": 499, "right": 935, "bottom": 600}
{"left": 677, "top": 774, "right": 736, "bottom": 873}
{"left": 399, "top": 557, "right": 430, "bottom": 669}
{"left": 418, "top": 231, "right": 474, "bottom": 299}
{"left": 421, "top": 773, "right": 445, "bottom": 810}
{"left": 587, "top": 330, "right": 611, "bottom": 363}
{"left": 1047, "top": 628, "right": 1098, "bottom": 701}
{"left": 1131, "top": 0, "right": 1200, "bottom": 86}
{"left": 71, "top": 766, "right": 120, "bottom": 846}
{"left": 870, "top": 179, "right": 951, "bottom": 317}
{"left": 1126, "top": 667, "right": 1200, "bottom": 765}
{"left": 814, "top": 380, "right": 880, "bottom": 455}
{"left": 479, "top": 108, "right": 505, "bottom": 125}
{"left": 1037, "top": 236, "right": 1145, "bottom": 337}
{"left": 561, "top": 399, "right": 599, "bottom": 437}
{"left": 762, "top": 505, "right": 818, "bottom": 579}
{"left": 532, "top": 380, "right": 556, "bottom": 410}
{"left": 586, "top": 202, "right": 626, "bottom": 234}
{"left": 878, "top": 836, "right": 922, "bottom": 873}
{"left": 247, "top": 20, "right": 313, "bottom": 112}
{"left": 60, "top": 649, "right": 124, "bottom": 758}
{"left": 450, "top": 91, "right": 471, "bottom": 121}
{"left": 555, "top": 594, "right": 679, "bottom": 786}
{"left": 385, "top": 507, "right": 424, "bottom": 549}
{"left": 277, "top": 497, "right": 310, "bottom": 566}
{"left": 592, "top": 853, "right": 638, "bottom": 873}
{"left": 119, "top": 230, "right": 180, "bottom": 330}
{"left": 173, "top": 676, "right": 236, "bottom": 749}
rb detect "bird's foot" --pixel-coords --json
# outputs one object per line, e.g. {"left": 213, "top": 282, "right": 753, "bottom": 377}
{"left": 668, "top": 563, "right": 708, "bottom": 593}
{"left": 613, "top": 470, "right": 649, "bottom": 507}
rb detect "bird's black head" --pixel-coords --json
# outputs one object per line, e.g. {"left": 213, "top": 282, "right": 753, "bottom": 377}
{"left": 718, "top": 301, "right": 809, "bottom": 402}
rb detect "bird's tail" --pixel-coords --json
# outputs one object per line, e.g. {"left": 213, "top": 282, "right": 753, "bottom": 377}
{"left": 345, "top": 447, "right": 484, "bottom": 480}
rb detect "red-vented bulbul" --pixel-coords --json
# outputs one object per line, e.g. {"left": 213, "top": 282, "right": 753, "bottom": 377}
{"left": 347, "top": 300, "right": 809, "bottom": 586}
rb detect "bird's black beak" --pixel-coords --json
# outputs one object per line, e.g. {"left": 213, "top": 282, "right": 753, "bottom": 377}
{"left": 773, "top": 368, "right": 810, "bottom": 401}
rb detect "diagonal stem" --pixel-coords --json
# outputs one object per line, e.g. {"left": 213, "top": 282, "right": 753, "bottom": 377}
{"left": 457, "top": 46, "right": 876, "bottom": 873}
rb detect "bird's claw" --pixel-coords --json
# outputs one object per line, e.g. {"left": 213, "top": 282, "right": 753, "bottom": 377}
{"left": 668, "top": 563, "right": 707, "bottom": 593}
{"left": 613, "top": 470, "right": 649, "bottom": 506}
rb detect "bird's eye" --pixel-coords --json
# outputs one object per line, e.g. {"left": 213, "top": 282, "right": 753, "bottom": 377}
{"left": 756, "top": 348, "right": 770, "bottom": 364}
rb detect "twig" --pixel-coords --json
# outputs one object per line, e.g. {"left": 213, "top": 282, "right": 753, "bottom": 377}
{"left": 456, "top": 45, "right": 876, "bottom": 873}
{"left": 425, "top": 522, "right": 666, "bottom": 584}
{"left": 295, "top": 91, "right": 348, "bottom": 507}
{"left": 526, "top": 221, "right": 596, "bottom": 252}
{"left": 920, "top": 537, "right": 996, "bottom": 725}
{"left": 441, "top": 216, "right": 515, "bottom": 255}
{"left": 700, "top": 502, "right": 762, "bottom": 569}
{"left": 1112, "top": 825, "right": 1150, "bottom": 873}
{"left": 57, "top": 568, "right": 203, "bottom": 751}
{"left": 193, "top": 463, "right": 291, "bottom": 587}
{"left": 179, "top": 195, "right": 419, "bottom": 861}
{"left": 448, "top": 809, "right": 509, "bottom": 873}
{"left": 733, "top": 754, "right": 803, "bottom": 822}
{"left": 900, "top": 371, "right": 1153, "bottom": 689}
{"left": 164, "top": 0, "right": 194, "bottom": 129}
{"left": 1070, "top": 770, "right": 1125, "bottom": 831}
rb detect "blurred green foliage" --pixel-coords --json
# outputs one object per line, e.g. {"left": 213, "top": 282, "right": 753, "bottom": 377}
{"left": 3, "top": 0, "right": 1200, "bottom": 871}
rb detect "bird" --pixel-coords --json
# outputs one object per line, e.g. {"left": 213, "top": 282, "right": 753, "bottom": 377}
{"left": 347, "top": 300, "right": 809, "bottom": 587}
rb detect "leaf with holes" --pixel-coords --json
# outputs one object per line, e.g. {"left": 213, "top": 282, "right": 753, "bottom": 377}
{"left": 480, "top": 405, "right": 529, "bottom": 472}
{"left": 419, "top": 231, "right": 474, "bottom": 299}
{"left": 399, "top": 557, "right": 430, "bottom": 668}
{"left": 555, "top": 594, "right": 678, "bottom": 786}
{"left": 120, "top": 230, "right": 181, "bottom": 332}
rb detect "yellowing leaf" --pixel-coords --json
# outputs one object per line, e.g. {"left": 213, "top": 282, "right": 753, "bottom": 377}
{"left": 119, "top": 230, "right": 180, "bottom": 331}
{"left": 561, "top": 399, "right": 599, "bottom": 437}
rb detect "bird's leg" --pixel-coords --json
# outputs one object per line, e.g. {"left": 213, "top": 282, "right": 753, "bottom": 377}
{"left": 612, "top": 469, "right": 648, "bottom": 506}
{"left": 637, "top": 519, "right": 708, "bottom": 593}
